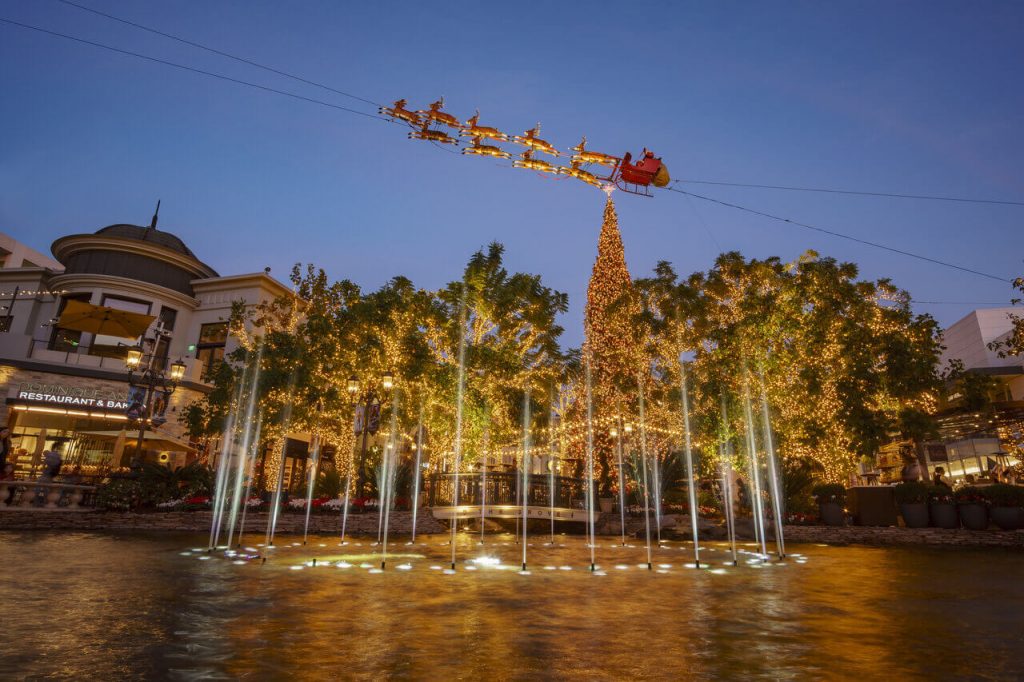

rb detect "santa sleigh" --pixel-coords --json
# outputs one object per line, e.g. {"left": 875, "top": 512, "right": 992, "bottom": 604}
{"left": 606, "top": 148, "right": 670, "bottom": 197}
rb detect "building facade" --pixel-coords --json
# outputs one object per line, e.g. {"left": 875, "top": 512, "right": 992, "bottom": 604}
{"left": 0, "top": 224, "right": 290, "bottom": 478}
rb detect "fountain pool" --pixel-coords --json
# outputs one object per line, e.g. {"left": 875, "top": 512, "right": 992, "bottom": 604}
{"left": 2, "top": 530, "right": 1022, "bottom": 679}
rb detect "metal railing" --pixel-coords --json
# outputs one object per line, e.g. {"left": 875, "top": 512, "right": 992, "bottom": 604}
{"left": 427, "top": 471, "right": 591, "bottom": 511}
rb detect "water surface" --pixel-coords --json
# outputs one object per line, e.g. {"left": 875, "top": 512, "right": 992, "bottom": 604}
{"left": 1, "top": 531, "right": 1022, "bottom": 680}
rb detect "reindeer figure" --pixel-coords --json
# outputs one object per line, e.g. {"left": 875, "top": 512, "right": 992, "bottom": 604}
{"left": 379, "top": 98, "right": 421, "bottom": 126}
{"left": 463, "top": 135, "right": 512, "bottom": 159}
{"left": 461, "top": 110, "right": 509, "bottom": 142}
{"left": 418, "top": 97, "right": 462, "bottom": 128}
{"left": 409, "top": 118, "right": 458, "bottom": 145}
{"left": 512, "top": 123, "right": 560, "bottom": 157}
{"left": 570, "top": 136, "right": 619, "bottom": 168}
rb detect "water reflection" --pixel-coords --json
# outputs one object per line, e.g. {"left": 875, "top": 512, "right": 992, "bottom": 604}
{"left": 1, "top": 531, "right": 1021, "bottom": 679}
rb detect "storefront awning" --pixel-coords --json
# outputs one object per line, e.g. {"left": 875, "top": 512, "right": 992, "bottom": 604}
{"left": 78, "top": 430, "right": 196, "bottom": 452}
{"left": 57, "top": 299, "right": 155, "bottom": 338}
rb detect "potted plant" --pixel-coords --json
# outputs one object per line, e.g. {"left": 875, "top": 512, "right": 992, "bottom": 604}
{"left": 811, "top": 483, "right": 846, "bottom": 526}
{"left": 893, "top": 481, "right": 929, "bottom": 528}
{"left": 927, "top": 485, "right": 958, "bottom": 528}
{"left": 985, "top": 484, "right": 1023, "bottom": 530}
{"left": 954, "top": 486, "right": 989, "bottom": 530}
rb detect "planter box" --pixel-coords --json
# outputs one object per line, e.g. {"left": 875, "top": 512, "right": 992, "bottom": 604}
{"left": 899, "top": 502, "right": 929, "bottom": 528}
{"left": 849, "top": 486, "right": 896, "bottom": 526}
{"left": 958, "top": 503, "right": 988, "bottom": 530}
{"left": 990, "top": 507, "right": 1021, "bottom": 531}
{"left": 819, "top": 502, "right": 845, "bottom": 527}
{"left": 929, "top": 503, "right": 959, "bottom": 529}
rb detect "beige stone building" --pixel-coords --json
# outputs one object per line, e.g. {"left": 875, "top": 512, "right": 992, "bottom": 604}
{"left": 0, "top": 220, "right": 290, "bottom": 477}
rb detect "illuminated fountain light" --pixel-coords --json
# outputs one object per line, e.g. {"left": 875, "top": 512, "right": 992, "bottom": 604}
{"left": 191, "top": 547, "right": 205, "bottom": 552}
{"left": 559, "top": 566, "right": 572, "bottom": 571}
{"left": 710, "top": 568, "right": 728, "bottom": 575}
{"left": 198, "top": 556, "right": 211, "bottom": 561}
{"left": 290, "top": 565, "right": 304, "bottom": 571}
{"left": 232, "top": 560, "right": 247, "bottom": 565}
{"left": 244, "top": 547, "right": 259, "bottom": 553}
{"left": 656, "top": 569, "right": 669, "bottom": 574}
{"left": 683, "top": 563, "right": 698, "bottom": 569}
{"left": 430, "top": 565, "right": 442, "bottom": 571}
{"left": 359, "top": 563, "right": 373, "bottom": 569}
{"left": 471, "top": 556, "right": 501, "bottom": 567}
{"left": 636, "top": 563, "right": 649, "bottom": 569}
{"left": 368, "top": 568, "right": 383, "bottom": 574}
{"left": 465, "top": 565, "right": 478, "bottom": 571}
{"left": 615, "top": 564, "right": 629, "bottom": 570}
{"left": 179, "top": 552, "right": 192, "bottom": 556}
{"left": 592, "top": 570, "right": 607, "bottom": 576}
{"left": 318, "top": 543, "right": 326, "bottom": 548}
{"left": 443, "top": 569, "right": 456, "bottom": 575}
{"left": 658, "top": 564, "right": 673, "bottom": 569}
{"left": 337, "top": 562, "right": 352, "bottom": 568}
{"left": 397, "top": 563, "right": 412, "bottom": 570}
{"left": 518, "top": 570, "right": 531, "bottom": 576}
{"left": 543, "top": 566, "right": 556, "bottom": 571}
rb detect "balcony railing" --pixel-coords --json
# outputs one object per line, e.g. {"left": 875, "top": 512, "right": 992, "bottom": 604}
{"left": 0, "top": 480, "right": 96, "bottom": 510}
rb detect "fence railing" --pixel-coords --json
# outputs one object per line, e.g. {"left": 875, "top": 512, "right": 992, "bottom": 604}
{"left": 427, "top": 472, "right": 592, "bottom": 511}
{"left": 0, "top": 480, "right": 97, "bottom": 510}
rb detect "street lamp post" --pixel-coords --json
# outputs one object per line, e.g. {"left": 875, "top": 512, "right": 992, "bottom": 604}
{"left": 349, "top": 370, "right": 395, "bottom": 498}
{"left": 124, "top": 345, "right": 186, "bottom": 468}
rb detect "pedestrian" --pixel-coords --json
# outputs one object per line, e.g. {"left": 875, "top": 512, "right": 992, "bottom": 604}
{"left": 0, "top": 462, "right": 14, "bottom": 505}
{"left": 931, "top": 466, "right": 952, "bottom": 489}
{"left": 41, "top": 446, "right": 63, "bottom": 480}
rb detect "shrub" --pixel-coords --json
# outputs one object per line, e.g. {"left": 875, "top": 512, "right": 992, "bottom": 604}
{"left": 893, "top": 481, "right": 929, "bottom": 505}
{"left": 811, "top": 483, "right": 846, "bottom": 504}
{"left": 985, "top": 484, "right": 1024, "bottom": 508}
{"left": 926, "top": 485, "right": 954, "bottom": 505}
{"left": 953, "top": 486, "right": 989, "bottom": 506}
{"left": 95, "top": 478, "right": 142, "bottom": 511}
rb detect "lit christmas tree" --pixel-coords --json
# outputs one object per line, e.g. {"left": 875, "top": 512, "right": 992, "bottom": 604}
{"left": 584, "top": 195, "right": 640, "bottom": 495}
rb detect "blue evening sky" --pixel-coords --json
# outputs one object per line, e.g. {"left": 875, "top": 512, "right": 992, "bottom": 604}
{"left": 2, "top": 0, "right": 1022, "bottom": 347}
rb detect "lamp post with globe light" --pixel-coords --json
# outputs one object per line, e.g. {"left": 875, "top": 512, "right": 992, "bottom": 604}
{"left": 124, "top": 344, "right": 186, "bottom": 468}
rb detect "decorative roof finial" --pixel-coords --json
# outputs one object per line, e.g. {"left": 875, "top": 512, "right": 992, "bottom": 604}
{"left": 149, "top": 199, "right": 161, "bottom": 231}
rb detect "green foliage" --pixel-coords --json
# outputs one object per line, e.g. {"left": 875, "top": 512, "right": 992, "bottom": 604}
{"left": 315, "top": 467, "right": 343, "bottom": 499}
{"left": 985, "top": 484, "right": 1024, "bottom": 508}
{"left": 95, "top": 478, "right": 141, "bottom": 511}
{"left": 811, "top": 483, "right": 846, "bottom": 504}
{"left": 893, "top": 481, "right": 930, "bottom": 505}
{"left": 953, "top": 485, "right": 989, "bottom": 505}
{"left": 782, "top": 457, "right": 820, "bottom": 514}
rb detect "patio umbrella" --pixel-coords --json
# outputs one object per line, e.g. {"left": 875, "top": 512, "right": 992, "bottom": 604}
{"left": 57, "top": 299, "right": 155, "bottom": 339}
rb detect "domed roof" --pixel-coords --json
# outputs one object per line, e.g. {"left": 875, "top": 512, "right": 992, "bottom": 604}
{"left": 94, "top": 224, "right": 196, "bottom": 258}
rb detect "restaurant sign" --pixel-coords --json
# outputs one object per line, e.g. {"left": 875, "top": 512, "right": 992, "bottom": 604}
{"left": 17, "top": 381, "right": 130, "bottom": 410}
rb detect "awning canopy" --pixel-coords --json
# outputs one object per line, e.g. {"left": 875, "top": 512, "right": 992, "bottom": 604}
{"left": 57, "top": 299, "right": 155, "bottom": 338}
{"left": 77, "top": 430, "right": 196, "bottom": 452}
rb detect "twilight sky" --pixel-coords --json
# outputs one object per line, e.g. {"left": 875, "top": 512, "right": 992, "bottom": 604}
{"left": 2, "top": 0, "right": 1022, "bottom": 348}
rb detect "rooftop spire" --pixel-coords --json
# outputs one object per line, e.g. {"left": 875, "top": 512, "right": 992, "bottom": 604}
{"left": 148, "top": 199, "right": 161, "bottom": 231}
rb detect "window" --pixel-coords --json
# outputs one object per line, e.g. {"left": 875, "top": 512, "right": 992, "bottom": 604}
{"left": 152, "top": 306, "right": 178, "bottom": 371}
{"left": 48, "top": 294, "right": 90, "bottom": 351}
{"left": 90, "top": 295, "right": 152, "bottom": 359}
{"left": 196, "top": 322, "right": 228, "bottom": 380}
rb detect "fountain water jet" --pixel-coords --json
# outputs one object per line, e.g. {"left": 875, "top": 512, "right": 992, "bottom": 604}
{"left": 759, "top": 382, "right": 786, "bottom": 560}
{"left": 410, "top": 402, "right": 425, "bottom": 543}
{"left": 679, "top": 360, "right": 701, "bottom": 568}
{"left": 741, "top": 376, "right": 768, "bottom": 561}
{"left": 227, "top": 345, "right": 264, "bottom": 548}
{"left": 449, "top": 293, "right": 468, "bottom": 570}
{"left": 637, "top": 372, "right": 653, "bottom": 570}
{"left": 719, "top": 394, "right": 738, "bottom": 566}
{"left": 381, "top": 391, "right": 400, "bottom": 569}
{"left": 521, "top": 388, "right": 531, "bottom": 571}
{"left": 614, "top": 417, "right": 627, "bottom": 546}
{"left": 585, "top": 357, "right": 596, "bottom": 571}
{"left": 235, "top": 411, "right": 263, "bottom": 547}
{"left": 302, "top": 402, "right": 323, "bottom": 545}
{"left": 265, "top": 372, "right": 298, "bottom": 547}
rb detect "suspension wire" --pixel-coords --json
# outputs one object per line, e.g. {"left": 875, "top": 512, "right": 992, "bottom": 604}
{"left": 672, "top": 179, "right": 1024, "bottom": 208}
{"left": 665, "top": 186, "right": 1012, "bottom": 283}
{"left": 0, "top": 17, "right": 392, "bottom": 123}
{"left": 54, "top": 0, "right": 383, "bottom": 108}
